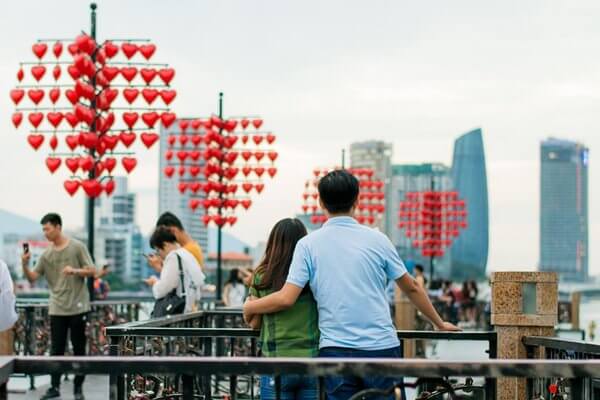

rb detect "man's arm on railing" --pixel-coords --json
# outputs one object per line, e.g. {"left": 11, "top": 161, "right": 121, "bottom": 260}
{"left": 243, "top": 283, "right": 303, "bottom": 323}
{"left": 396, "top": 274, "right": 460, "bottom": 332}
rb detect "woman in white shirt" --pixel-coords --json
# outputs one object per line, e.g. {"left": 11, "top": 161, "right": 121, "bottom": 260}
{"left": 0, "top": 259, "right": 18, "bottom": 332}
{"left": 144, "top": 227, "right": 205, "bottom": 313}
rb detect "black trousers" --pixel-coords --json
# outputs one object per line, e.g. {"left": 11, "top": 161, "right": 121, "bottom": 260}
{"left": 50, "top": 313, "right": 87, "bottom": 388}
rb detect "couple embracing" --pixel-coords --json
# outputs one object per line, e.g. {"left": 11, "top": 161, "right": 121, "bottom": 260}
{"left": 244, "top": 170, "right": 459, "bottom": 400}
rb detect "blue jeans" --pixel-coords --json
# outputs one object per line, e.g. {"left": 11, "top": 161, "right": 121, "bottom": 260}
{"left": 319, "top": 346, "right": 405, "bottom": 400}
{"left": 260, "top": 375, "right": 318, "bottom": 400}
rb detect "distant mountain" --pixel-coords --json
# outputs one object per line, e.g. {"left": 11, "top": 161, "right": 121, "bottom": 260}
{"left": 0, "top": 209, "right": 40, "bottom": 236}
{"left": 208, "top": 228, "right": 250, "bottom": 254}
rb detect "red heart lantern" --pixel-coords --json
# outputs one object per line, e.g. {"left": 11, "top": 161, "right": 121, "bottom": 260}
{"left": 17, "top": 68, "right": 24, "bottom": 82}
{"left": 27, "top": 89, "right": 44, "bottom": 105}
{"left": 252, "top": 135, "right": 263, "bottom": 145}
{"left": 267, "top": 167, "right": 277, "bottom": 178}
{"left": 122, "top": 157, "right": 137, "bottom": 173}
{"left": 31, "top": 65, "right": 46, "bottom": 81}
{"left": 103, "top": 157, "right": 117, "bottom": 173}
{"left": 241, "top": 151, "right": 252, "bottom": 161}
{"left": 12, "top": 112, "right": 23, "bottom": 128}
{"left": 242, "top": 183, "right": 253, "bottom": 193}
{"left": 104, "top": 180, "right": 116, "bottom": 196}
{"left": 164, "top": 166, "right": 175, "bottom": 177}
{"left": 49, "top": 88, "right": 60, "bottom": 104}
{"left": 242, "top": 167, "right": 252, "bottom": 177}
{"left": 65, "top": 158, "right": 79, "bottom": 173}
{"left": 27, "top": 134, "right": 44, "bottom": 150}
{"left": 120, "top": 67, "right": 138, "bottom": 82}
{"left": 103, "top": 41, "right": 119, "bottom": 58}
{"left": 65, "top": 89, "right": 79, "bottom": 105}
{"left": 158, "top": 68, "right": 175, "bottom": 85}
{"left": 255, "top": 151, "right": 265, "bottom": 161}
{"left": 160, "top": 112, "right": 177, "bottom": 128}
{"left": 82, "top": 179, "right": 102, "bottom": 198}
{"left": 140, "top": 133, "right": 159, "bottom": 148}
{"left": 141, "top": 112, "right": 160, "bottom": 129}
{"left": 28, "top": 113, "right": 44, "bottom": 129}
{"left": 64, "top": 112, "right": 79, "bottom": 129}
{"left": 178, "top": 182, "right": 188, "bottom": 194}
{"left": 160, "top": 90, "right": 177, "bottom": 105}
{"left": 189, "top": 199, "right": 201, "bottom": 211}
{"left": 141, "top": 88, "right": 159, "bottom": 104}
{"left": 240, "top": 119, "right": 250, "bottom": 129}
{"left": 123, "top": 88, "right": 139, "bottom": 104}
{"left": 49, "top": 135, "right": 58, "bottom": 150}
{"left": 10, "top": 89, "right": 25, "bottom": 105}
{"left": 268, "top": 151, "right": 278, "bottom": 162}
{"left": 121, "top": 43, "right": 138, "bottom": 59}
{"left": 139, "top": 44, "right": 156, "bottom": 60}
{"left": 252, "top": 119, "right": 263, "bottom": 129}
{"left": 65, "top": 135, "right": 79, "bottom": 150}
{"left": 241, "top": 199, "right": 252, "bottom": 210}
{"left": 266, "top": 133, "right": 276, "bottom": 144}
{"left": 122, "top": 112, "right": 139, "bottom": 129}
{"left": 254, "top": 167, "right": 265, "bottom": 177}
{"left": 52, "top": 42, "right": 63, "bottom": 58}
{"left": 101, "top": 66, "right": 119, "bottom": 82}
{"left": 255, "top": 183, "right": 265, "bottom": 193}
{"left": 45, "top": 157, "right": 61, "bottom": 173}
{"left": 52, "top": 65, "right": 61, "bottom": 80}
{"left": 64, "top": 180, "right": 80, "bottom": 196}
{"left": 119, "top": 131, "right": 136, "bottom": 148}
{"left": 32, "top": 43, "right": 48, "bottom": 59}
{"left": 47, "top": 112, "right": 63, "bottom": 128}
{"left": 140, "top": 68, "right": 157, "bottom": 84}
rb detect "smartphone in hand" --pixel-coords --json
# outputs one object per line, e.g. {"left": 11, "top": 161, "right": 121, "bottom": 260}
{"left": 23, "top": 243, "right": 30, "bottom": 254}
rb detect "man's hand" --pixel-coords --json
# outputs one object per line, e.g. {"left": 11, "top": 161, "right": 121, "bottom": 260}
{"left": 435, "top": 321, "right": 461, "bottom": 332}
{"left": 146, "top": 254, "right": 162, "bottom": 273}
{"left": 243, "top": 296, "right": 257, "bottom": 324}
{"left": 144, "top": 276, "right": 158, "bottom": 287}
{"left": 62, "top": 265, "right": 76, "bottom": 275}
{"left": 21, "top": 252, "right": 31, "bottom": 267}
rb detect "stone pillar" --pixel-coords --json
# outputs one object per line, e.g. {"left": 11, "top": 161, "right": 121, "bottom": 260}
{"left": 395, "top": 286, "right": 416, "bottom": 357}
{"left": 491, "top": 272, "right": 558, "bottom": 400}
{"left": 570, "top": 291, "right": 581, "bottom": 330}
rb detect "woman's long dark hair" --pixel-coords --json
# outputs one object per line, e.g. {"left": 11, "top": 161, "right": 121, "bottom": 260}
{"left": 253, "top": 218, "right": 307, "bottom": 292}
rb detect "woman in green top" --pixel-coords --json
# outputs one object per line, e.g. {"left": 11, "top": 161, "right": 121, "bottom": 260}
{"left": 248, "top": 218, "right": 319, "bottom": 400}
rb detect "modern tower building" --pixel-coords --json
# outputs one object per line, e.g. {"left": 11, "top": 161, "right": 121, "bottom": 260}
{"left": 540, "top": 138, "right": 589, "bottom": 281}
{"left": 450, "top": 128, "right": 489, "bottom": 280}
{"left": 158, "top": 121, "right": 209, "bottom": 255}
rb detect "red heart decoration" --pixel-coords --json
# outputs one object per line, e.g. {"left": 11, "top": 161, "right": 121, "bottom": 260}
{"left": 103, "top": 41, "right": 119, "bottom": 58}
{"left": 27, "top": 89, "right": 44, "bottom": 105}
{"left": 123, "top": 88, "right": 139, "bottom": 104}
{"left": 140, "top": 132, "right": 159, "bottom": 148}
{"left": 160, "top": 112, "right": 177, "bottom": 128}
{"left": 47, "top": 112, "right": 63, "bottom": 128}
{"left": 52, "top": 42, "right": 63, "bottom": 58}
{"left": 27, "top": 134, "right": 44, "bottom": 150}
{"left": 179, "top": 134, "right": 188, "bottom": 146}
{"left": 122, "top": 157, "right": 137, "bottom": 173}
{"left": 268, "top": 151, "right": 278, "bottom": 162}
{"left": 240, "top": 119, "right": 250, "bottom": 129}
{"left": 255, "top": 183, "right": 265, "bottom": 193}
{"left": 49, "top": 88, "right": 60, "bottom": 104}
{"left": 191, "top": 119, "right": 202, "bottom": 131}
{"left": 80, "top": 132, "right": 98, "bottom": 150}
{"left": 104, "top": 180, "right": 116, "bottom": 196}
{"left": 141, "top": 88, "right": 159, "bottom": 104}
{"left": 202, "top": 215, "right": 211, "bottom": 226}
{"left": 101, "top": 66, "right": 119, "bottom": 82}
{"left": 45, "top": 157, "right": 61, "bottom": 173}
{"left": 102, "top": 135, "right": 119, "bottom": 151}
{"left": 227, "top": 184, "right": 238, "bottom": 194}
{"left": 10, "top": 89, "right": 25, "bottom": 105}
{"left": 67, "top": 65, "right": 81, "bottom": 80}
{"left": 31, "top": 65, "right": 46, "bottom": 81}
{"left": 252, "top": 135, "right": 263, "bottom": 145}
{"left": 64, "top": 113, "right": 79, "bottom": 129}
{"left": 65, "top": 158, "right": 79, "bottom": 173}
{"left": 267, "top": 167, "right": 277, "bottom": 178}
{"left": 241, "top": 199, "right": 252, "bottom": 210}
{"left": 140, "top": 68, "right": 157, "bottom": 84}
{"left": 74, "top": 104, "right": 93, "bottom": 125}
{"left": 120, "top": 67, "right": 138, "bottom": 82}
{"left": 189, "top": 199, "right": 201, "bottom": 211}
{"left": 189, "top": 166, "right": 201, "bottom": 177}
{"left": 189, "top": 151, "right": 200, "bottom": 161}
{"left": 49, "top": 135, "right": 58, "bottom": 150}
{"left": 178, "top": 183, "right": 188, "bottom": 194}
{"left": 178, "top": 166, "right": 186, "bottom": 177}
{"left": 67, "top": 43, "right": 79, "bottom": 55}
{"left": 242, "top": 183, "right": 253, "bottom": 193}
{"left": 179, "top": 120, "right": 189, "bottom": 131}
{"left": 64, "top": 180, "right": 80, "bottom": 196}
{"left": 123, "top": 112, "right": 139, "bottom": 129}
{"left": 32, "top": 43, "right": 48, "bottom": 59}
{"left": 28, "top": 113, "right": 44, "bottom": 129}
{"left": 227, "top": 216, "right": 238, "bottom": 226}
{"left": 65, "top": 135, "right": 79, "bottom": 150}
{"left": 255, "top": 151, "right": 265, "bottom": 161}
{"left": 12, "top": 112, "right": 23, "bottom": 128}
{"left": 158, "top": 68, "right": 175, "bottom": 85}
{"left": 164, "top": 166, "right": 175, "bottom": 177}
{"left": 167, "top": 136, "right": 176, "bottom": 146}
{"left": 52, "top": 65, "right": 61, "bottom": 80}
{"left": 252, "top": 119, "right": 263, "bottom": 129}
{"left": 139, "top": 44, "right": 156, "bottom": 60}
{"left": 103, "top": 157, "right": 117, "bottom": 173}
{"left": 254, "top": 167, "right": 266, "bottom": 177}
{"left": 76, "top": 80, "right": 94, "bottom": 100}
{"left": 82, "top": 179, "right": 102, "bottom": 198}
{"left": 266, "top": 133, "right": 276, "bottom": 144}
{"left": 224, "top": 151, "right": 238, "bottom": 164}
{"left": 121, "top": 43, "right": 138, "bottom": 59}
{"left": 177, "top": 151, "right": 188, "bottom": 161}
{"left": 75, "top": 34, "right": 95, "bottom": 55}
{"left": 105, "top": 88, "right": 119, "bottom": 105}
{"left": 224, "top": 119, "right": 238, "bottom": 132}
{"left": 17, "top": 68, "right": 24, "bottom": 82}
{"left": 242, "top": 167, "right": 252, "bottom": 177}
{"left": 141, "top": 112, "right": 159, "bottom": 128}
{"left": 119, "top": 131, "right": 137, "bottom": 148}
{"left": 191, "top": 135, "right": 203, "bottom": 147}
{"left": 241, "top": 151, "right": 252, "bottom": 161}
{"left": 241, "top": 135, "right": 249, "bottom": 144}
{"left": 65, "top": 89, "right": 79, "bottom": 105}
{"left": 225, "top": 167, "right": 239, "bottom": 179}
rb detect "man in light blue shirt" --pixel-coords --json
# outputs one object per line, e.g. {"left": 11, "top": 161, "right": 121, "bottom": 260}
{"left": 244, "top": 170, "right": 458, "bottom": 400}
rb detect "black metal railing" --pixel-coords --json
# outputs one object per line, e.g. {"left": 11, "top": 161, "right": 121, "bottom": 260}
{"left": 524, "top": 335, "right": 600, "bottom": 398}
{"left": 2, "top": 356, "right": 600, "bottom": 400}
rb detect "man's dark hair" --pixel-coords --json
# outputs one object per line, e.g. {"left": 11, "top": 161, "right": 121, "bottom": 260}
{"left": 414, "top": 264, "right": 424, "bottom": 273}
{"left": 40, "top": 213, "right": 62, "bottom": 227}
{"left": 156, "top": 212, "right": 184, "bottom": 231}
{"left": 150, "top": 226, "right": 178, "bottom": 250}
{"left": 317, "top": 170, "right": 359, "bottom": 214}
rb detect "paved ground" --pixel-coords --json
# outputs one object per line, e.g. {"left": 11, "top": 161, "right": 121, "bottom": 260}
{"left": 8, "top": 375, "right": 108, "bottom": 400}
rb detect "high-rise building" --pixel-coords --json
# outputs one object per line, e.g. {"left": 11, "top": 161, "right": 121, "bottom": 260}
{"left": 450, "top": 128, "right": 489, "bottom": 280}
{"left": 158, "top": 122, "right": 209, "bottom": 255}
{"left": 92, "top": 176, "right": 145, "bottom": 282}
{"left": 540, "top": 138, "right": 589, "bottom": 281}
{"left": 349, "top": 140, "right": 393, "bottom": 232}
{"left": 388, "top": 163, "right": 453, "bottom": 278}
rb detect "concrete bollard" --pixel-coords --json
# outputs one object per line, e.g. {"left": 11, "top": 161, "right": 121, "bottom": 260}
{"left": 491, "top": 271, "right": 558, "bottom": 400}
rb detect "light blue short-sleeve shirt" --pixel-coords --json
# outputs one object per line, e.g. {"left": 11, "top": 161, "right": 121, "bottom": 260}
{"left": 287, "top": 216, "right": 407, "bottom": 350}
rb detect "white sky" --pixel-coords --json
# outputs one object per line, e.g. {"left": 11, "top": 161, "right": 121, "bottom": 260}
{"left": 1, "top": 0, "right": 599, "bottom": 275}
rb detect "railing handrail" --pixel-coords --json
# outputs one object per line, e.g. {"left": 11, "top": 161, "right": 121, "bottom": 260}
{"left": 523, "top": 336, "right": 600, "bottom": 355}
{"left": 15, "top": 299, "right": 142, "bottom": 307}
{"left": 3, "top": 356, "right": 600, "bottom": 378}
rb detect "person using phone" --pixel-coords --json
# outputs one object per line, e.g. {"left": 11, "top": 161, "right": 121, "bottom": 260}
{"left": 21, "top": 213, "right": 95, "bottom": 400}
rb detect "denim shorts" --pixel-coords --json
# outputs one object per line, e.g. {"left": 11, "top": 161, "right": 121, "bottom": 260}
{"left": 260, "top": 374, "right": 318, "bottom": 400}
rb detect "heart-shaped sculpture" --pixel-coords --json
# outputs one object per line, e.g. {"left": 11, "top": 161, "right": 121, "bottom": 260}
{"left": 139, "top": 44, "right": 156, "bottom": 60}
{"left": 158, "top": 68, "right": 175, "bottom": 85}
{"left": 141, "top": 88, "right": 159, "bottom": 104}
{"left": 27, "top": 134, "right": 44, "bottom": 150}
{"left": 120, "top": 67, "right": 138, "bottom": 82}
{"left": 31, "top": 65, "right": 46, "bottom": 81}
{"left": 45, "top": 157, "right": 61, "bottom": 173}
{"left": 64, "top": 180, "right": 80, "bottom": 196}
{"left": 122, "top": 112, "right": 139, "bottom": 129}
{"left": 140, "top": 132, "right": 159, "bottom": 148}
{"left": 28, "top": 112, "right": 44, "bottom": 129}
{"left": 32, "top": 43, "right": 48, "bottom": 59}
{"left": 27, "top": 89, "right": 44, "bottom": 105}
{"left": 10, "top": 89, "right": 25, "bottom": 105}
{"left": 121, "top": 43, "right": 138, "bottom": 59}
{"left": 119, "top": 131, "right": 136, "bottom": 148}
{"left": 123, "top": 88, "right": 139, "bottom": 104}
{"left": 12, "top": 113, "right": 23, "bottom": 128}
{"left": 122, "top": 157, "right": 137, "bottom": 173}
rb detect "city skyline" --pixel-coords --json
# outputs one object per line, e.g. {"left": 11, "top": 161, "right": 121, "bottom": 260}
{"left": 1, "top": 1, "right": 599, "bottom": 275}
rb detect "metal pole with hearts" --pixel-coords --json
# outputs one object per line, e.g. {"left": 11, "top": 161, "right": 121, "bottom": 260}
{"left": 163, "top": 92, "right": 278, "bottom": 299}
{"left": 397, "top": 187, "right": 468, "bottom": 281}
{"left": 9, "top": 3, "right": 177, "bottom": 285}
{"left": 301, "top": 167, "right": 386, "bottom": 227}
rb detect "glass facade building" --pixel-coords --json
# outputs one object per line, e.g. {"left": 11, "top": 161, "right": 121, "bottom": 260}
{"left": 450, "top": 128, "right": 489, "bottom": 280}
{"left": 540, "top": 138, "right": 588, "bottom": 281}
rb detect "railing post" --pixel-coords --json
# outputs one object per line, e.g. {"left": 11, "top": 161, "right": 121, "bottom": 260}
{"left": 394, "top": 287, "right": 416, "bottom": 357}
{"left": 491, "top": 272, "right": 557, "bottom": 400}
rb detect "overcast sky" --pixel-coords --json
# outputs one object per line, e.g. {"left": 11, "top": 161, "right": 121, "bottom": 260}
{"left": 1, "top": 0, "right": 599, "bottom": 275}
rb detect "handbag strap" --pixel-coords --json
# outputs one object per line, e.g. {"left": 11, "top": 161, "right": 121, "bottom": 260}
{"left": 176, "top": 253, "right": 186, "bottom": 298}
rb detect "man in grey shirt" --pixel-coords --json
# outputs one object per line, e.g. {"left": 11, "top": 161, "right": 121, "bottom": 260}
{"left": 22, "top": 213, "right": 96, "bottom": 400}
